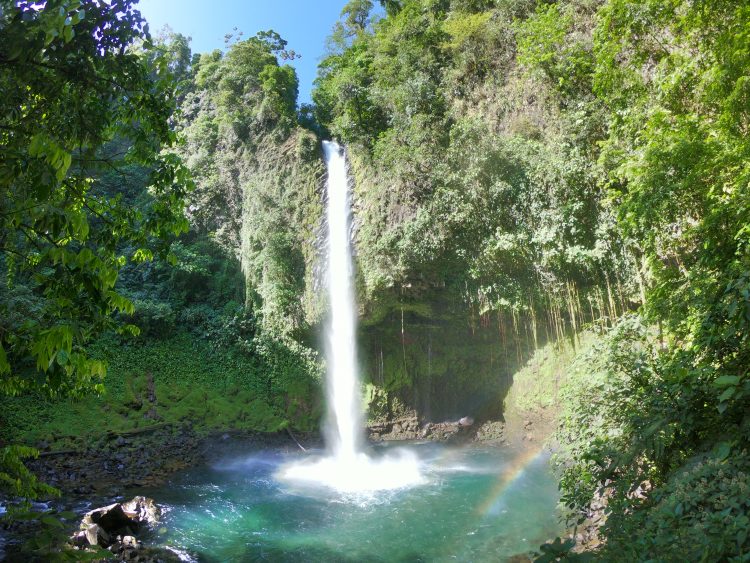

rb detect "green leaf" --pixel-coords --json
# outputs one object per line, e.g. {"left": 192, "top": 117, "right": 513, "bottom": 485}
{"left": 133, "top": 248, "right": 154, "bottom": 262}
{"left": 56, "top": 349, "right": 69, "bottom": 366}
{"left": 718, "top": 387, "right": 735, "bottom": 402}
{"left": 0, "top": 342, "right": 9, "bottom": 375}
{"left": 40, "top": 514, "right": 65, "bottom": 528}
{"left": 715, "top": 442, "right": 732, "bottom": 460}
{"left": 714, "top": 375, "right": 740, "bottom": 388}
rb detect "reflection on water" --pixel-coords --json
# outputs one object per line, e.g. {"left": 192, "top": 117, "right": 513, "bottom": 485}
{"left": 139, "top": 442, "right": 562, "bottom": 562}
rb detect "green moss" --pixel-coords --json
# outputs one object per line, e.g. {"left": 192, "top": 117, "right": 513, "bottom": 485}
{"left": 503, "top": 332, "right": 598, "bottom": 415}
{"left": 1, "top": 331, "right": 322, "bottom": 449}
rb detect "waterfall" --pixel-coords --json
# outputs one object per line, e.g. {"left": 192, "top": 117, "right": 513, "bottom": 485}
{"left": 322, "top": 141, "right": 363, "bottom": 460}
{"left": 277, "top": 141, "right": 423, "bottom": 494}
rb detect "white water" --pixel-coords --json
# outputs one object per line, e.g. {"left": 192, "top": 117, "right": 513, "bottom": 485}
{"left": 322, "top": 140, "right": 363, "bottom": 460}
{"left": 277, "top": 141, "right": 423, "bottom": 494}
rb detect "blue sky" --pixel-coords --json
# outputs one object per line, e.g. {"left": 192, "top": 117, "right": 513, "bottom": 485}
{"left": 136, "top": 0, "right": 351, "bottom": 104}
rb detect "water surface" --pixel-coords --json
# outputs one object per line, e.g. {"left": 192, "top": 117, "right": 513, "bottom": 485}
{"left": 141, "top": 442, "right": 561, "bottom": 562}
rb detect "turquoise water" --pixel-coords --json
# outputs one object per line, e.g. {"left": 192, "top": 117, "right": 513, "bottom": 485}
{"left": 143, "top": 442, "right": 561, "bottom": 562}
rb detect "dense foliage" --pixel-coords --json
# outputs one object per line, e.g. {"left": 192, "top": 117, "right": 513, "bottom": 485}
{"left": 315, "top": 0, "right": 750, "bottom": 559}
{"left": 535, "top": 0, "right": 750, "bottom": 558}
{"left": 175, "top": 31, "right": 324, "bottom": 336}
{"left": 2, "top": 0, "right": 749, "bottom": 559}
{"left": 315, "top": 0, "right": 633, "bottom": 333}
{"left": 0, "top": 0, "right": 191, "bottom": 395}
{"left": 311, "top": 0, "right": 634, "bottom": 425}
{"left": 0, "top": 0, "right": 195, "bottom": 503}
{"left": 0, "top": 3, "right": 323, "bottom": 506}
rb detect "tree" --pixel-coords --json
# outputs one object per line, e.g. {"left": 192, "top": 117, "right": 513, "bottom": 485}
{"left": 326, "top": 0, "right": 375, "bottom": 54}
{"left": 0, "top": 0, "right": 190, "bottom": 405}
{"left": 342, "top": 0, "right": 374, "bottom": 32}
{"left": 176, "top": 30, "right": 323, "bottom": 336}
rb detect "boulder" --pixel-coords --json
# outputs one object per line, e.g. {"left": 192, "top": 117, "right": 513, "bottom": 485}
{"left": 83, "top": 503, "right": 133, "bottom": 539}
{"left": 84, "top": 523, "right": 109, "bottom": 547}
{"left": 122, "top": 496, "right": 160, "bottom": 527}
{"left": 75, "top": 496, "right": 160, "bottom": 548}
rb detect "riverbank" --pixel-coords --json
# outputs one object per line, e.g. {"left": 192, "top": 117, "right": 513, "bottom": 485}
{"left": 22, "top": 427, "right": 320, "bottom": 500}
{"left": 18, "top": 414, "right": 536, "bottom": 504}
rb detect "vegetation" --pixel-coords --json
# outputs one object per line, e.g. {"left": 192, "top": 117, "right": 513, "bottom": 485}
{"left": 0, "top": 0, "right": 193, "bottom": 502}
{"left": 2, "top": 0, "right": 749, "bottom": 560}
{"left": 0, "top": 0, "right": 190, "bottom": 399}
{"left": 311, "top": 0, "right": 633, "bottom": 424}
{"left": 175, "top": 29, "right": 324, "bottom": 335}
{"left": 2, "top": 331, "right": 321, "bottom": 450}
{"left": 313, "top": 0, "right": 750, "bottom": 559}
{"left": 0, "top": 1, "right": 323, "bottom": 505}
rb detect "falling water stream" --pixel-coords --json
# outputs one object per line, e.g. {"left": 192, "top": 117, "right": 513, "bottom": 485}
{"left": 277, "top": 140, "right": 423, "bottom": 493}
{"left": 321, "top": 140, "right": 362, "bottom": 459}
{"left": 135, "top": 141, "right": 563, "bottom": 560}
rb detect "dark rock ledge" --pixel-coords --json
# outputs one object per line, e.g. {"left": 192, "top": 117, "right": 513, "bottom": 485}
{"left": 70, "top": 496, "right": 181, "bottom": 562}
{"left": 367, "top": 414, "right": 507, "bottom": 445}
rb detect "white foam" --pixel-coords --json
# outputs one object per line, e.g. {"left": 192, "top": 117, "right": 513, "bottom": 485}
{"left": 278, "top": 449, "right": 425, "bottom": 494}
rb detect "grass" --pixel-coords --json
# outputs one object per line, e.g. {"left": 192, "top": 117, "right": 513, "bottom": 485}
{"left": 1, "top": 331, "right": 321, "bottom": 450}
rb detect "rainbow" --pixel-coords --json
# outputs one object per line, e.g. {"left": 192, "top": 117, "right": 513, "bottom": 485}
{"left": 477, "top": 446, "right": 546, "bottom": 517}
{"left": 432, "top": 445, "right": 552, "bottom": 560}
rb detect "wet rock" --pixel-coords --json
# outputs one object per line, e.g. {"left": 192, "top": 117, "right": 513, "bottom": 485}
{"left": 121, "top": 496, "right": 160, "bottom": 527}
{"left": 75, "top": 496, "right": 160, "bottom": 548}
{"left": 87, "top": 503, "right": 131, "bottom": 535}
{"left": 458, "top": 416, "right": 474, "bottom": 427}
{"left": 82, "top": 523, "right": 111, "bottom": 547}
{"left": 474, "top": 420, "right": 506, "bottom": 443}
{"left": 418, "top": 420, "right": 462, "bottom": 442}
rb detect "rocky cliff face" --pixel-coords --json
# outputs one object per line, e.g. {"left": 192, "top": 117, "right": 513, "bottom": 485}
{"left": 361, "top": 310, "right": 521, "bottom": 423}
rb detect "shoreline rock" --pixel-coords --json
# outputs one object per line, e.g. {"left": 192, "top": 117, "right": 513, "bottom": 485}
{"left": 21, "top": 426, "right": 320, "bottom": 501}
{"left": 367, "top": 415, "right": 508, "bottom": 445}
{"left": 71, "top": 496, "right": 158, "bottom": 549}
{"left": 70, "top": 496, "right": 182, "bottom": 562}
